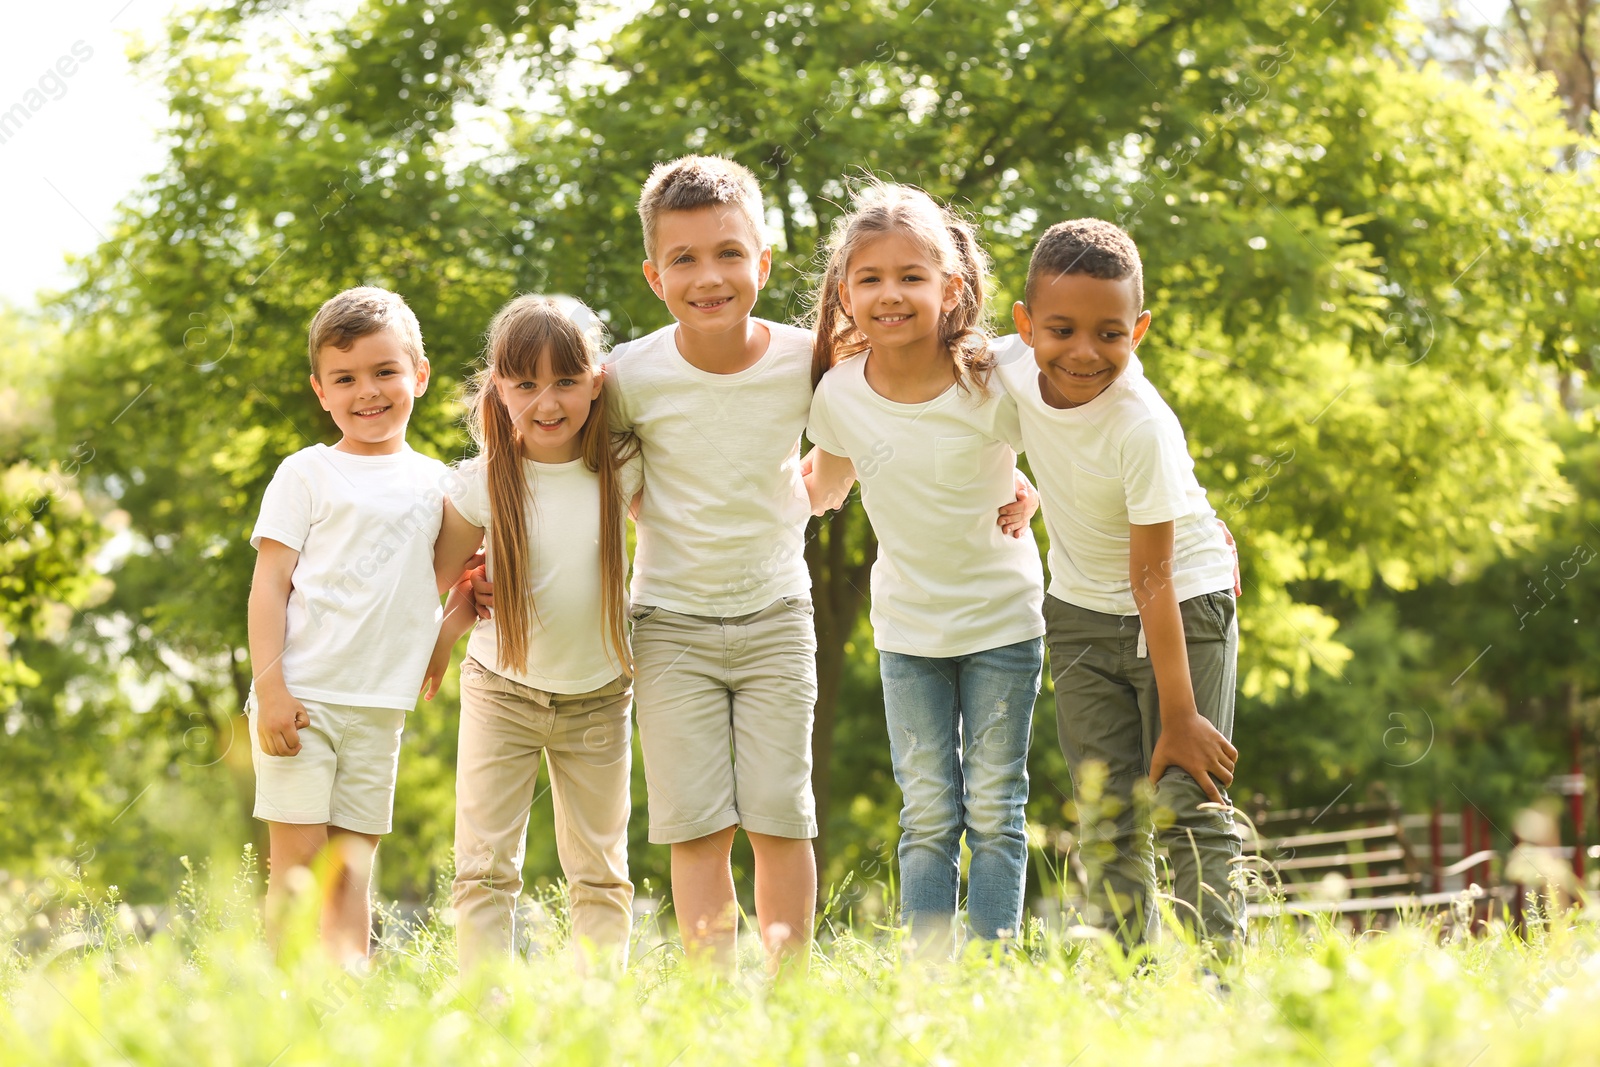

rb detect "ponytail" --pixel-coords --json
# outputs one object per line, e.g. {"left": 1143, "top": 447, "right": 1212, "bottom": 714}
{"left": 942, "top": 220, "right": 996, "bottom": 395}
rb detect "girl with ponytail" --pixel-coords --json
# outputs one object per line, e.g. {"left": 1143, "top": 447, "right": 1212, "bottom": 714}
{"left": 428, "top": 294, "right": 641, "bottom": 974}
{"left": 803, "top": 183, "right": 1045, "bottom": 956}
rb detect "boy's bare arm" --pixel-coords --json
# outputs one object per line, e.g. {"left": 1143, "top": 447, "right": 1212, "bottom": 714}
{"left": 247, "top": 539, "right": 309, "bottom": 757}
{"left": 1129, "top": 521, "right": 1238, "bottom": 804}
{"left": 421, "top": 577, "right": 480, "bottom": 700}
{"left": 433, "top": 497, "right": 486, "bottom": 595}
{"left": 803, "top": 447, "right": 857, "bottom": 515}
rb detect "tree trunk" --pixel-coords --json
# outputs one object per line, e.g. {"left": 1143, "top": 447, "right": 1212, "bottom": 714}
{"left": 806, "top": 500, "right": 876, "bottom": 880}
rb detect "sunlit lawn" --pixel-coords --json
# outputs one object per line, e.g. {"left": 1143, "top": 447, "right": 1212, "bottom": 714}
{"left": 3, "top": 855, "right": 1598, "bottom": 1066}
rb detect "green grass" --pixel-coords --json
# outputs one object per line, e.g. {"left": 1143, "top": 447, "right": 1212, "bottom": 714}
{"left": 3, "top": 855, "right": 1599, "bottom": 1066}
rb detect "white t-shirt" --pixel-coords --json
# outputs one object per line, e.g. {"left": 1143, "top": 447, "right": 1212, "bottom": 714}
{"left": 993, "top": 336, "right": 1234, "bottom": 615}
{"left": 606, "top": 320, "right": 814, "bottom": 616}
{"left": 449, "top": 453, "right": 643, "bottom": 694}
{"left": 250, "top": 443, "right": 449, "bottom": 710}
{"left": 806, "top": 354, "right": 1045, "bottom": 658}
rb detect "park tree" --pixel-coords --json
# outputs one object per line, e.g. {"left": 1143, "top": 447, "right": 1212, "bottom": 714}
{"left": 11, "top": 0, "right": 1593, "bottom": 898}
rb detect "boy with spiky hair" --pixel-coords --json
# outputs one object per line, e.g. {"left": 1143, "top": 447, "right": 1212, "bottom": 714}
{"left": 995, "top": 219, "right": 1243, "bottom": 952}
{"left": 614, "top": 155, "right": 819, "bottom": 971}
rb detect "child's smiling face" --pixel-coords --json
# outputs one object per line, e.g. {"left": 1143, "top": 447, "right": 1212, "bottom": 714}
{"left": 643, "top": 205, "right": 772, "bottom": 335}
{"left": 493, "top": 349, "right": 602, "bottom": 464}
{"left": 309, "top": 327, "right": 429, "bottom": 455}
{"left": 838, "top": 230, "right": 962, "bottom": 358}
{"left": 1014, "top": 271, "right": 1151, "bottom": 409}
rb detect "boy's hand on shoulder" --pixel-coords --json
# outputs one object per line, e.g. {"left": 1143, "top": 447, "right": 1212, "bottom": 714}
{"left": 257, "top": 690, "right": 309, "bottom": 757}
{"left": 1149, "top": 712, "right": 1238, "bottom": 805}
{"left": 997, "top": 469, "right": 1039, "bottom": 538}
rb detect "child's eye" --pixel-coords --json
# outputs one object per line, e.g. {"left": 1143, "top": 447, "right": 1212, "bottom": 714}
{"left": 1102, "top": 332, "right": 1123, "bottom": 341}
{"left": 336, "top": 376, "right": 354, "bottom": 384}
{"left": 1052, "top": 328, "right": 1073, "bottom": 338}
{"left": 517, "top": 381, "right": 536, "bottom": 390}
{"left": 673, "top": 254, "right": 692, "bottom": 265}
{"left": 556, "top": 378, "right": 578, "bottom": 387}
{"left": 720, "top": 249, "right": 743, "bottom": 258}
{"left": 903, "top": 274, "right": 924, "bottom": 282}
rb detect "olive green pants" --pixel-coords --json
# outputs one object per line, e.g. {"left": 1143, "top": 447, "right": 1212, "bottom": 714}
{"left": 1045, "top": 590, "right": 1242, "bottom": 950}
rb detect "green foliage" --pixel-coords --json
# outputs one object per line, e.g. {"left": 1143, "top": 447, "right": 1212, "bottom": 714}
{"left": 4, "top": 0, "right": 1596, "bottom": 908}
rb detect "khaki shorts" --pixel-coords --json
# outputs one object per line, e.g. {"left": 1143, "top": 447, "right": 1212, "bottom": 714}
{"left": 631, "top": 595, "right": 818, "bottom": 844}
{"left": 246, "top": 693, "right": 406, "bottom": 835}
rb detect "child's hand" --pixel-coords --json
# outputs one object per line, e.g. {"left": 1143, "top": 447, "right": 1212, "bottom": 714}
{"left": 467, "top": 565, "right": 494, "bottom": 620}
{"left": 257, "top": 690, "right": 310, "bottom": 757}
{"left": 1216, "top": 519, "right": 1241, "bottom": 596}
{"left": 421, "top": 641, "right": 451, "bottom": 701}
{"left": 1149, "top": 712, "right": 1238, "bottom": 805}
{"left": 997, "top": 470, "right": 1039, "bottom": 538}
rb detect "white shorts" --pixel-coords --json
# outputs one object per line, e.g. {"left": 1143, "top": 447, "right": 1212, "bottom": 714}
{"left": 246, "top": 694, "right": 406, "bottom": 835}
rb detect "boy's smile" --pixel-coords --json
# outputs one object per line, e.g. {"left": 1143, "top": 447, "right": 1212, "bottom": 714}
{"left": 643, "top": 205, "right": 771, "bottom": 338}
{"left": 1014, "top": 271, "right": 1150, "bottom": 409}
{"left": 309, "top": 328, "right": 429, "bottom": 455}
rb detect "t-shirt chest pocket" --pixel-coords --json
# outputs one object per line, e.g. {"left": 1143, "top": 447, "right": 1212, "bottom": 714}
{"left": 933, "top": 435, "right": 982, "bottom": 489}
{"left": 1070, "top": 462, "right": 1128, "bottom": 531}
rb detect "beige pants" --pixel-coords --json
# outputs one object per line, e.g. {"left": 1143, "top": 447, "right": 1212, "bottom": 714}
{"left": 453, "top": 658, "right": 634, "bottom": 972}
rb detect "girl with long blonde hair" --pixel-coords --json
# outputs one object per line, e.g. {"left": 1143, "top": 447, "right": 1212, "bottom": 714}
{"left": 427, "top": 294, "right": 641, "bottom": 972}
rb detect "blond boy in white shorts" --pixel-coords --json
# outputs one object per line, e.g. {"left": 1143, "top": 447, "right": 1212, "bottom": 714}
{"left": 247, "top": 287, "right": 449, "bottom": 963}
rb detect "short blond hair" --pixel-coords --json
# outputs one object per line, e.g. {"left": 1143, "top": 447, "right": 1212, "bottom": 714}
{"left": 307, "top": 287, "right": 425, "bottom": 375}
{"left": 637, "top": 155, "right": 766, "bottom": 262}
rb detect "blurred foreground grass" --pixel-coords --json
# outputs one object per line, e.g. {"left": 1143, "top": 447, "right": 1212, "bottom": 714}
{"left": 2, "top": 852, "right": 1598, "bottom": 1066}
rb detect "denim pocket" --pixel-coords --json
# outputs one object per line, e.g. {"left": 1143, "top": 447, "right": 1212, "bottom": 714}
{"left": 629, "top": 604, "right": 661, "bottom": 625}
{"left": 934, "top": 435, "right": 981, "bottom": 489}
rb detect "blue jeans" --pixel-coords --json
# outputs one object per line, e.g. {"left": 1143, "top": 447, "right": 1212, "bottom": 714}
{"left": 880, "top": 637, "right": 1043, "bottom": 945}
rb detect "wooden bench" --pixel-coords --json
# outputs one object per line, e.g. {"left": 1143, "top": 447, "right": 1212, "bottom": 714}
{"left": 1239, "top": 791, "right": 1498, "bottom": 920}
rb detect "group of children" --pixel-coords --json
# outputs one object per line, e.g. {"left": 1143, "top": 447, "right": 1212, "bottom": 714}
{"left": 245, "top": 155, "right": 1243, "bottom": 976}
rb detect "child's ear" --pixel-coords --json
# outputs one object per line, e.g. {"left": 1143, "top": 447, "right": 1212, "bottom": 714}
{"left": 941, "top": 271, "right": 964, "bottom": 314}
{"left": 1131, "top": 310, "right": 1152, "bottom": 348}
{"left": 589, "top": 363, "right": 604, "bottom": 400}
{"left": 837, "top": 279, "right": 854, "bottom": 321}
{"left": 308, "top": 372, "right": 331, "bottom": 411}
{"left": 413, "top": 356, "right": 431, "bottom": 396}
{"left": 756, "top": 246, "right": 773, "bottom": 290}
{"left": 1013, "top": 301, "right": 1034, "bottom": 346}
{"left": 642, "top": 259, "right": 667, "bottom": 301}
